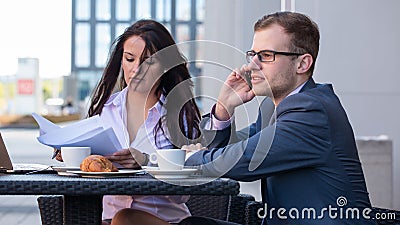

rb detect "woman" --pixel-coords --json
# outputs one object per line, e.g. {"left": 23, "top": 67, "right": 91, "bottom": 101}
{"left": 57, "top": 19, "right": 202, "bottom": 225}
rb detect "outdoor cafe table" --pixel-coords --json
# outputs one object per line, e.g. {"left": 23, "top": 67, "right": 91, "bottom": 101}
{"left": 0, "top": 173, "right": 240, "bottom": 225}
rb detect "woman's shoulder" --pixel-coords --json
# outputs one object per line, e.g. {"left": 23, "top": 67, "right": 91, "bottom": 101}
{"left": 104, "top": 88, "right": 127, "bottom": 106}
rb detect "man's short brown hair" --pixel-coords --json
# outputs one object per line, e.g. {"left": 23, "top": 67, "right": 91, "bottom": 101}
{"left": 254, "top": 12, "right": 320, "bottom": 75}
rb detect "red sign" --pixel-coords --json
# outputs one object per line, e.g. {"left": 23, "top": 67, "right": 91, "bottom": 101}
{"left": 17, "top": 79, "right": 35, "bottom": 95}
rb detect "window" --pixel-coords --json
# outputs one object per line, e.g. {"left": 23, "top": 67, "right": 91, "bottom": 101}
{"left": 72, "top": 0, "right": 204, "bottom": 101}
{"left": 116, "top": 0, "right": 131, "bottom": 20}
{"left": 75, "top": 0, "right": 90, "bottom": 20}
{"left": 136, "top": 0, "right": 151, "bottom": 19}
{"left": 95, "top": 23, "right": 111, "bottom": 67}
{"left": 156, "top": 0, "right": 171, "bottom": 21}
{"left": 96, "top": 0, "right": 111, "bottom": 20}
{"left": 75, "top": 23, "right": 90, "bottom": 67}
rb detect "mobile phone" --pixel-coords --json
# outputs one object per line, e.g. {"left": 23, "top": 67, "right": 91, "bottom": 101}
{"left": 242, "top": 71, "right": 252, "bottom": 89}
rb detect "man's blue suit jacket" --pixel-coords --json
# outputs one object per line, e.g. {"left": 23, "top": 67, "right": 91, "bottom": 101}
{"left": 186, "top": 78, "right": 376, "bottom": 225}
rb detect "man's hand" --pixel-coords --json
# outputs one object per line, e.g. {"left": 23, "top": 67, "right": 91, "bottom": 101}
{"left": 215, "top": 67, "right": 255, "bottom": 120}
{"left": 105, "top": 148, "right": 146, "bottom": 169}
{"left": 182, "top": 143, "right": 207, "bottom": 160}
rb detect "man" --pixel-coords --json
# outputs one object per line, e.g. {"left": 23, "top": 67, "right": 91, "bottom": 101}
{"left": 181, "top": 12, "right": 376, "bottom": 225}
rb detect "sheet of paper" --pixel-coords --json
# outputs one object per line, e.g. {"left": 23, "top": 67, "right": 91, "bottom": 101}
{"left": 31, "top": 113, "right": 60, "bottom": 135}
{"left": 69, "top": 127, "right": 122, "bottom": 155}
{"left": 33, "top": 113, "right": 123, "bottom": 155}
{"left": 37, "top": 115, "right": 105, "bottom": 143}
{"left": 37, "top": 127, "right": 122, "bottom": 155}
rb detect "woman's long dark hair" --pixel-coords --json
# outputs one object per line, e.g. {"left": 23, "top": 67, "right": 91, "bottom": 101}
{"left": 88, "top": 19, "right": 201, "bottom": 147}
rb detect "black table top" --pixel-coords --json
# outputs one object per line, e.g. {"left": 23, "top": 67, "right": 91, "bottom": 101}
{"left": 0, "top": 173, "right": 240, "bottom": 196}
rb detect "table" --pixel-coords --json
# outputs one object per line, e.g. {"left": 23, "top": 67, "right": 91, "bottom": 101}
{"left": 0, "top": 173, "right": 240, "bottom": 225}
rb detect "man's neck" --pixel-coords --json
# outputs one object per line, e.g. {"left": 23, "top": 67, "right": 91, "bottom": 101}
{"left": 272, "top": 80, "right": 308, "bottom": 106}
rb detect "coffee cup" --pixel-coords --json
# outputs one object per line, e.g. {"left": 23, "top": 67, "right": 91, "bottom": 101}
{"left": 61, "top": 146, "right": 91, "bottom": 167}
{"left": 149, "top": 149, "right": 185, "bottom": 170}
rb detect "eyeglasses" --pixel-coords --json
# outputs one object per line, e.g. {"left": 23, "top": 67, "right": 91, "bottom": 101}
{"left": 246, "top": 49, "right": 305, "bottom": 63}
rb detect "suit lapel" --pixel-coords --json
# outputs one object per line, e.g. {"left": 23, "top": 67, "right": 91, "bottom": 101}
{"left": 299, "top": 77, "right": 317, "bottom": 93}
{"left": 256, "top": 78, "right": 316, "bottom": 131}
{"left": 255, "top": 97, "right": 275, "bottom": 132}
{"left": 259, "top": 78, "right": 316, "bottom": 203}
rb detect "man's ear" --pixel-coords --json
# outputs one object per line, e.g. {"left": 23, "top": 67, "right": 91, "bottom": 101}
{"left": 296, "top": 53, "right": 313, "bottom": 74}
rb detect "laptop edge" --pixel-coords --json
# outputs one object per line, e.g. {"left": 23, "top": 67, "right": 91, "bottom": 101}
{"left": 0, "top": 133, "right": 13, "bottom": 170}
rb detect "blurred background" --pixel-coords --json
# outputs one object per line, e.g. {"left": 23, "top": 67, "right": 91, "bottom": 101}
{"left": 0, "top": 0, "right": 399, "bottom": 224}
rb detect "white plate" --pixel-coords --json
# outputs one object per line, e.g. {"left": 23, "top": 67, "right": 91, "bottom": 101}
{"left": 142, "top": 166, "right": 198, "bottom": 179}
{"left": 66, "top": 169, "right": 144, "bottom": 178}
{"left": 52, "top": 166, "right": 81, "bottom": 172}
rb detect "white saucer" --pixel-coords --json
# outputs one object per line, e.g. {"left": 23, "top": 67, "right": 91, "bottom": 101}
{"left": 142, "top": 166, "right": 198, "bottom": 179}
{"left": 52, "top": 166, "right": 81, "bottom": 172}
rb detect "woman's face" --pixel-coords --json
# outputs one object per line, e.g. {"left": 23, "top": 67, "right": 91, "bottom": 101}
{"left": 122, "top": 35, "right": 162, "bottom": 94}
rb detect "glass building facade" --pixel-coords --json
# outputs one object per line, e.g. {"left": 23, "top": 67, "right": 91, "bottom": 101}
{"left": 71, "top": 0, "right": 204, "bottom": 102}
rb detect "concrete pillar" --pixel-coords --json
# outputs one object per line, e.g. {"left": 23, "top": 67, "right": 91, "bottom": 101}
{"left": 357, "top": 137, "right": 393, "bottom": 208}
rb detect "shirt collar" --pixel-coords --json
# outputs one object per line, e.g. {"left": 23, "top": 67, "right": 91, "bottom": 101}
{"left": 287, "top": 81, "right": 307, "bottom": 98}
{"left": 105, "top": 87, "right": 166, "bottom": 115}
{"left": 157, "top": 93, "right": 166, "bottom": 110}
{"left": 149, "top": 94, "right": 165, "bottom": 116}
{"left": 104, "top": 87, "right": 128, "bottom": 107}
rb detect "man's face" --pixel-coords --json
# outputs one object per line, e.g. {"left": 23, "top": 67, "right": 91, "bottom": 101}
{"left": 248, "top": 24, "right": 299, "bottom": 100}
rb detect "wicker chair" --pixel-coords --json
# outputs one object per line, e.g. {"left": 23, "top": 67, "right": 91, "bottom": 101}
{"left": 37, "top": 194, "right": 260, "bottom": 225}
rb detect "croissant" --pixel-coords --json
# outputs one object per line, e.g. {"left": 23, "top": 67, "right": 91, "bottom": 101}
{"left": 80, "top": 155, "right": 118, "bottom": 172}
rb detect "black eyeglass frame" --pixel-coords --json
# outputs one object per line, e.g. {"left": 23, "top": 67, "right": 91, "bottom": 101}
{"left": 246, "top": 49, "right": 306, "bottom": 63}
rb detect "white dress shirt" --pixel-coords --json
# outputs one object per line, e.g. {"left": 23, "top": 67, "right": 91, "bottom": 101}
{"left": 208, "top": 81, "right": 307, "bottom": 130}
{"left": 99, "top": 87, "right": 190, "bottom": 223}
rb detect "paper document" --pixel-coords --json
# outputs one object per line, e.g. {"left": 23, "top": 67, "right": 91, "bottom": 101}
{"left": 32, "top": 113, "right": 60, "bottom": 135}
{"left": 32, "top": 113, "right": 122, "bottom": 155}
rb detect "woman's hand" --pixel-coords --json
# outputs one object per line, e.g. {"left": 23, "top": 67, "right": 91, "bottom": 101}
{"left": 53, "top": 148, "right": 63, "bottom": 162}
{"left": 105, "top": 148, "right": 146, "bottom": 169}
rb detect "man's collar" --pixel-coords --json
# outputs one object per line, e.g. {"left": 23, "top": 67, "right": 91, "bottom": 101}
{"left": 284, "top": 77, "right": 316, "bottom": 100}
{"left": 287, "top": 81, "right": 307, "bottom": 97}
{"left": 299, "top": 77, "right": 316, "bottom": 93}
